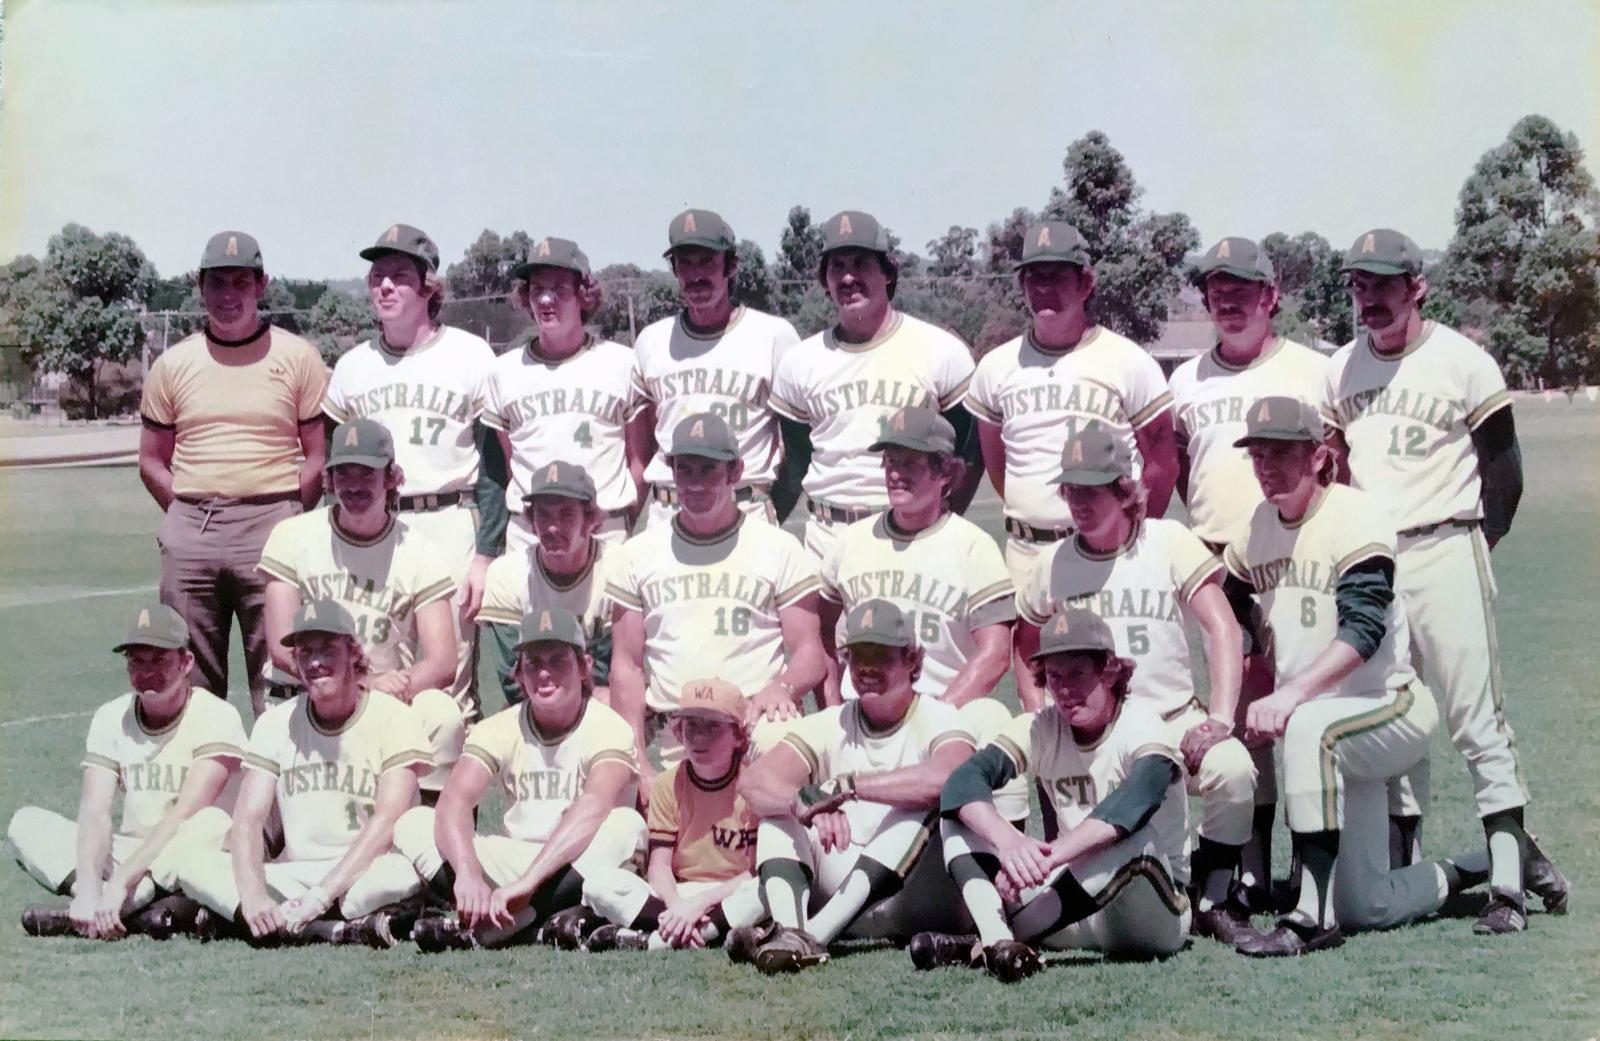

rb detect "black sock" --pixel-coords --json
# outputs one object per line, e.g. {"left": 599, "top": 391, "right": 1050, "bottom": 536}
{"left": 1389, "top": 815, "right": 1422, "bottom": 868}
{"left": 706, "top": 905, "right": 730, "bottom": 937}
{"left": 948, "top": 852, "right": 1001, "bottom": 888}
{"left": 55, "top": 870, "right": 76, "bottom": 897}
{"left": 630, "top": 895, "right": 667, "bottom": 931}
{"left": 1194, "top": 837, "right": 1242, "bottom": 910}
{"left": 1292, "top": 830, "right": 1340, "bottom": 929}
{"left": 426, "top": 863, "right": 457, "bottom": 903}
{"left": 532, "top": 866, "right": 584, "bottom": 918}
{"left": 758, "top": 858, "right": 813, "bottom": 925}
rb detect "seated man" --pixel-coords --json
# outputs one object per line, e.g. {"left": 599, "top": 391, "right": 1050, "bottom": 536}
{"left": 733, "top": 599, "right": 977, "bottom": 974}
{"left": 581, "top": 678, "right": 764, "bottom": 951}
{"left": 918, "top": 607, "right": 1192, "bottom": 982}
{"left": 177, "top": 600, "right": 433, "bottom": 946}
{"left": 8, "top": 603, "right": 244, "bottom": 939}
{"left": 477, "top": 461, "right": 615, "bottom": 709}
{"left": 394, "top": 608, "right": 645, "bottom": 951}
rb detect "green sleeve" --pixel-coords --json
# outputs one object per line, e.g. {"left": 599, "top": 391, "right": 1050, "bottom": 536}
{"left": 1335, "top": 558, "right": 1394, "bottom": 662}
{"left": 1090, "top": 755, "right": 1180, "bottom": 835}
{"left": 484, "top": 620, "right": 521, "bottom": 707}
{"left": 1222, "top": 572, "right": 1265, "bottom": 656}
{"left": 588, "top": 627, "right": 613, "bottom": 686}
{"left": 939, "top": 744, "right": 1018, "bottom": 817}
{"left": 474, "top": 421, "right": 510, "bottom": 558}
{"left": 771, "top": 417, "right": 813, "bottom": 522}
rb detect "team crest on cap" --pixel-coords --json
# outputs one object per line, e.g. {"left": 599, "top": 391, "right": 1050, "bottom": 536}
{"left": 1361, "top": 233, "right": 1376, "bottom": 253}
{"left": 860, "top": 607, "right": 874, "bottom": 629}
{"left": 137, "top": 609, "right": 151, "bottom": 628}
{"left": 537, "top": 239, "right": 551, "bottom": 257}
{"left": 225, "top": 236, "right": 239, "bottom": 257}
{"left": 545, "top": 463, "right": 560, "bottom": 482}
{"left": 538, "top": 611, "right": 554, "bottom": 632}
{"left": 385, "top": 225, "right": 400, "bottom": 243}
{"left": 1037, "top": 226, "right": 1051, "bottom": 248}
{"left": 1256, "top": 401, "right": 1273, "bottom": 422}
{"left": 1069, "top": 440, "right": 1084, "bottom": 464}
{"left": 892, "top": 411, "right": 906, "bottom": 431}
{"left": 304, "top": 604, "right": 318, "bottom": 620}
{"left": 838, "top": 214, "right": 853, "bottom": 236}
{"left": 689, "top": 419, "right": 705, "bottom": 438}
{"left": 683, "top": 213, "right": 698, "bottom": 233}
{"left": 1217, "top": 240, "right": 1231, "bottom": 259}
{"left": 1052, "top": 613, "right": 1071, "bottom": 635}
{"left": 344, "top": 426, "right": 360, "bottom": 447}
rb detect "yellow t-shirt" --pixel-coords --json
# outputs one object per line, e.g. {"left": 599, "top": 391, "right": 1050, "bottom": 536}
{"left": 141, "top": 325, "right": 329, "bottom": 497}
{"left": 647, "top": 761, "right": 758, "bottom": 884}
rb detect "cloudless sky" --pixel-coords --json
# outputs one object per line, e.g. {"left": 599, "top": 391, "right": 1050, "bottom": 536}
{"left": 0, "top": 0, "right": 1595, "bottom": 280}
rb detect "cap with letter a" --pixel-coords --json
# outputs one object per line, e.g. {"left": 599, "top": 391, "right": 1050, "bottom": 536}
{"left": 360, "top": 223, "right": 441, "bottom": 271}
{"left": 1232, "top": 396, "right": 1324, "bottom": 447}
{"left": 820, "top": 210, "right": 892, "bottom": 256}
{"left": 199, "top": 231, "right": 264, "bottom": 272}
{"left": 1196, "top": 237, "right": 1275, "bottom": 284}
{"left": 841, "top": 598, "right": 915, "bottom": 649}
{"left": 673, "top": 677, "right": 747, "bottom": 724}
{"left": 1031, "top": 606, "right": 1117, "bottom": 659}
{"left": 326, "top": 418, "right": 396, "bottom": 470}
{"left": 1017, "top": 221, "right": 1091, "bottom": 269}
{"left": 522, "top": 460, "right": 598, "bottom": 505}
{"left": 1341, "top": 228, "right": 1423, "bottom": 276}
{"left": 868, "top": 406, "right": 956, "bottom": 455}
{"left": 514, "top": 607, "right": 587, "bottom": 651}
{"left": 1050, "top": 424, "right": 1133, "bottom": 486}
{"left": 512, "top": 237, "right": 591, "bottom": 281}
{"left": 665, "top": 209, "right": 736, "bottom": 257}
{"left": 281, "top": 600, "right": 361, "bottom": 647}
{"left": 112, "top": 602, "right": 190, "bottom": 653}
{"left": 669, "top": 412, "right": 739, "bottom": 462}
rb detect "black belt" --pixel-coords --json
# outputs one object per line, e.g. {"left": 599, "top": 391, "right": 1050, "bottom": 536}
{"left": 807, "top": 500, "right": 879, "bottom": 524}
{"left": 652, "top": 484, "right": 769, "bottom": 507}
{"left": 175, "top": 490, "right": 300, "bottom": 507}
{"left": 1399, "top": 517, "right": 1479, "bottom": 539}
{"left": 397, "top": 491, "right": 464, "bottom": 512}
{"left": 1005, "top": 517, "right": 1073, "bottom": 543}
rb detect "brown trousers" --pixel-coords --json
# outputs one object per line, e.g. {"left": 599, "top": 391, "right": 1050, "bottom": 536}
{"left": 158, "top": 497, "right": 300, "bottom": 705}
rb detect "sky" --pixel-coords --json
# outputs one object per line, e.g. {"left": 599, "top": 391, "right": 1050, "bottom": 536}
{"left": 0, "top": 0, "right": 1595, "bottom": 281}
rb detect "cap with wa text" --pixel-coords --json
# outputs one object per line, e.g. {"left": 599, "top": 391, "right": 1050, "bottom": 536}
{"left": 841, "top": 598, "right": 914, "bottom": 649}
{"left": 281, "top": 599, "right": 360, "bottom": 647}
{"left": 1196, "top": 237, "right": 1275, "bottom": 284}
{"left": 523, "top": 460, "right": 598, "bottom": 505}
{"left": 669, "top": 412, "right": 738, "bottom": 462}
{"left": 1050, "top": 424, "right": 1132, "bottom": 486}
{"left": 673, "top": 677, "right": 746, "bottom": 723}
{"left": 326, "top": 418, "right": 395, "bottom": 470}
{"left": 869, "top": 406, "right": 955, "bottom": 455}
{"left": 1031, "top": 607, "right": 1117, "bottom": 659}
{"left": 1232, "top": 396, "right": 1324, "bottom": 447}
{"left": 512, "top": 237, "right": 592, "bottom": 281}
{"left": 1018, "top": 221, "right": 1091, "bottom": 269}
{"left": 514, "top": 608, "right": 587, "bottom": 651}
{"left": 360, "top": 223, "right": 441, "bottom": 271}
{"left": 665, "top": 209, "right": 736, "bottom": 256}
{"left": 820, "top": 210, "right": 892, "bottom": 256}
{"left": 112, "top": 602, "right": 190, "bottom": 653}
{"left": 200, "top": 231, "right": 264, "bottom": 272}
{"left": 1341, "top": 229, "right": 1423, "bottom": 277}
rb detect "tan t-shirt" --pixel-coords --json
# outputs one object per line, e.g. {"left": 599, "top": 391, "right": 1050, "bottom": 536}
{"left": 141, "top": 325, "right": 329, "bottom": 498}
{"left": 647, "top": 761, "right": 758, "bottom": 883}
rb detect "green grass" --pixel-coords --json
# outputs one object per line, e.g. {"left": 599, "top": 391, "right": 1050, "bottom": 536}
{"left": 1, "top": 398, "right": 1596, "bottom": 1041}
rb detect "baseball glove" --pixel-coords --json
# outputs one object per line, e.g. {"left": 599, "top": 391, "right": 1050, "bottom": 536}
{"left": 793, "top": 773, "right": 857, "bottom": 824}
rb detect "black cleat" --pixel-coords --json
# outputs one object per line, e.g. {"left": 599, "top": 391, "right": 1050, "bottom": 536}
{"left": 413, "top": 913, "right": 477, "bottom": 953}
{"left": 726, "top": 920, "right": 778, "bottom": 964}
{"left": 753, "top": 926, "right": 829, "bottom": 974}
{"left": 128, "top": 895, "right": 207, "bottom": 940}
{"left": 333, "top": 911, "right": 399, "bottom": 949}
{"left": 1473, "top": 888, "right": 1528, "bottom": 935}
{"left": 1236, "top": 917, "right": 1344, "bottom": 957}
{"left": 1523, "top": 838, "right": 1570, "bottom": 915}
{"left": 20, "top": 905, "right": 75, "bottom": 937}
{"left": 537, "top": 906, "right": 604, "bottom": 950}
{"left": 1192, "top": 902, "right": 1257, "bottom": 947}
{"left": 584, "top": 923, "right": 650, "bottom": 952}
{"left": 980, "top": 939, "right": 1042, "bottom": 982}
{"left": 908, "top": 931, "right": 979, "bottom": 970}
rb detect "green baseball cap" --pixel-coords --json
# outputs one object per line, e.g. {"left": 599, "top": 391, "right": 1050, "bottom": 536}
{"left": 282, "top": 599, "right": 360, "bottom": 647}
{"left": 669, "top": 412, "right": 738, "bottom": 462}
{"left": 841, "top": 599, "right": 915, "bottom": 649}
{"left": 512, "top": 237, "right": 591, "bottom": 281}
{"left": 1197, "top": 237, "right": 1275, "bottom": 283}
{"left": 1017, "top": 221, "right": 1091, "bottom": 269}
{"left": 522, "top": 460, "right": 598, "bottom": 505}
{"left": 1341, "top": 228, "right": 1423, "bottom": 276}
{"left": 514, "top": 607, "right": 587, "bottom": 651}
{"left": 1050, "top": 425, "right": 1132, "bottom": 486}
{"left": 199, "top": 231, "right": 264, "bottom": 272}
{"left": 869, "top": 406, "right": 956, "bottom": 454}
{"left": 664, "top": 209, "right": 735, "bottom": 256}
{"left": 326, "top": 418, "right": 395, "bottom": 470}
{"left": 1232, "top": 396, "right": 1325, "bottom": 447}
{"left": 1031, "top": 607, "right": 1117, "bottom": 659}
{"left": 112, "top": 602, "right": 190, "bottom": 653}
{"left": 360, "top": 223, "right": 441, "bottom": 271}
{"left": 820, "top": 210, "right": 892, "bottom": 256}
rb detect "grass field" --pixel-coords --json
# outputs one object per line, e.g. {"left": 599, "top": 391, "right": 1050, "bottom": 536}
{"left": 0, "top": 398, "right": 1596, "bottom": 1041}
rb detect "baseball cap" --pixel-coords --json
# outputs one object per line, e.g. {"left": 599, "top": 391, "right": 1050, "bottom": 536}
{"left": 669, "top": 412, "right": 739, "bottom": 462}
{"left": 1232, "top": 396, "right": 1325, "bottom": 447}
{"left": 1017, "top": 221, "right": 1091, "bottom": 269}
{"left": 281, "top": 600, "right": 360, "bottom": 647}
{"left": 522, "top": 460, "right": 598, "bottom": 505}
{"left": 1030, "top": 607, "right": 1117, "bottom": 660}
{"left": 512, "top": 237, "right": 591, "bottom": 281}
{"left": 820, "top": 210, "right": 892, "bottom": 256}
{"left": 199, "top": 231, "right": 264, "bottom": 272}
{"left": 359, "top": 223, "right": 441, "bottom": 271}
{"left": 1341, "top": 229, "right": 1423, "bottom": 276}
{"left": 112, "top": 602, "right": 190, "bottom": 653}
{"left": 326, "top": 418, "right": 395, "bottom": 470}
{"left": 1050, "top": 425, "right": 1132, "bottom": 486}
{"left": 664, "top": 209, "right": 736, "bottom": 256}
{"left": 673, "top": 677, "right": 746, "bottom": 723}
{"left": 841, "top": 599, "right": 915, "bottom": 649}
{"left": 1196, "top": 237, "right": 1275, "bottom": 283}
{"left": 513, "top": 608, "right": 587, "bottom": 651}
{"left": 869, "top": 406, "right": 956, "bottom": 455}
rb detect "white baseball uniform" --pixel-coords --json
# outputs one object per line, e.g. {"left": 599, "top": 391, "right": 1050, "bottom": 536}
{"left": 965, "top": 326, "right": 1171, "bottom": 585}
{"left": 633, "top": 306, "right": 799, "bottom": 527}
{"left": 769, "top": 312, "right": 974, "bottom": 560}
{"left": 482, "top": 336, "right": 642, "bottom": 550}
{"left": 1016, "top": 519, "right": 1254, "bottom": 846}
{"left": 1323, "top": 321, "right": 1526, "bottom": 817}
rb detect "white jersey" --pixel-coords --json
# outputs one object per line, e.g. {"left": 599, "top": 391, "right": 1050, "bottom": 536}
{"left": 462, "top": 698, "right": 637, "bottom": 844}
{"left": 633, "top": 307, "right": 799, "bottom": 488}
{"left": 478, "top": 538, "right": 615, "bottom": 648}
{"left": 1323, "top": 322, "right": 1510, "bottom": 532}
{"left": 1167, "top": 337, "right": 1329, "bottom": 546}
{"left": 82, "top": 691, "right": 246, "bottom": 837}
{"left": 1017, "top": 519, "right": 1222, "bottom": 718}
{"left": 820, "top": 512, "right": 1013, "bottom": 699}
{"left": 322, "top": 325, "right": 498, "bottom": 496}
{"left": 242, "top": 692, "right": 431, "bottom": 861}
{"left": 1225, "top": 484, "right": 1413, "bottom": 698}
{"left": 965, "top": 327, "right": 1171, "bottom": 530}
{"left": 482, "top": 336, "right": 642, "bottom": 514}
{"left": 607, "top": 515, "right": 821, "bottom": 713}
{"left": 769, "top": 312, "right": 974, "bottom": 508}
{"left": 993, "top": 702, "right": 1187, "bottom": 876}
{"left": 258, "top": 508, "right": 456, "bottom": 685}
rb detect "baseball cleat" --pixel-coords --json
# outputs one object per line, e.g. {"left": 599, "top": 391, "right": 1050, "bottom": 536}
{"left": 1236, "top": 917, "right": 1344, "bottom": 957}
{"left": 584, "top": 924, "right": 650, "bottom": 952}
{"left": 752, "top": 926, "right": 829, "bottom": 974}
{"left": 412, "top": 913, "right": 477, "bottom": 953}
{"left": 1523, "top": 838, "right": 1570, "bottom": 915}
{"left": 1473, "top": 888, "right": 1528, "bottom": 935}
{"left": 333, "top": 911, "right": 399, "bottom": 949}
{"left": 908, "top": 931, "right": 979, "bottom": 971}
{"left": 980, "top": 939, "right": 1041, "bottom": 982}
{"left": 1191, "top": 903, "right": 1257, "bottom": 947}
{"left": 20, "top": 905, "right": 75, "bottom": 937}
{"left": 538, "top": 906, "right": 604, "bottom": 950}
{"left": 726, "top": 920, "right": 778, "bottom": 964}
{"left": 128, "top": 895, "right": 207, "bottom": 941}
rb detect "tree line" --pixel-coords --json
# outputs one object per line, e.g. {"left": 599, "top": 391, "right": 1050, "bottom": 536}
{"left": 1, "top": 117, "right": 1595, "bottom": 419}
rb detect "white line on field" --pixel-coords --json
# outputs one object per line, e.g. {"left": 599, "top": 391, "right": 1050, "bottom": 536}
{"left": 0, "top": 585, "right": 155, "bottom": 610}
{"left": 0, "top": 709, "right": 95, "bottom": 728}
